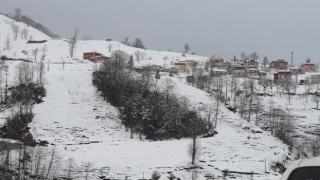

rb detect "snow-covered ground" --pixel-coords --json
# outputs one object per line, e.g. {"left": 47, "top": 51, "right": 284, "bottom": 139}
{"left": 0, "top": 15, "right": 295, "bottom": 179}
{"left": 25, "top": 63, "right": 290, "bottom": 179}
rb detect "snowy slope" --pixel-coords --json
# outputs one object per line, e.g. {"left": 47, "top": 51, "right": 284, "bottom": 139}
{"left": 0, "top": 16, "right": 292, "bottom": 179}
{"left": 22, "top": 39, "right": 208, "bottom": 67}
{"left": 24, "top": 63, "right": 290, "bottom": 179}
{"left": 0, "top": 15, "right": 207, "bottom": 67}
{"left": 0, "top": 15, "right": 50, "bottom": 58}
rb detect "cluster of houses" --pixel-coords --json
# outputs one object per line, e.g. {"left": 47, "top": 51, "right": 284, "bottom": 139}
{"left": 270, "top": 59, "right": 318, "bottom": 83}
{"left": 82, "top": 51, "right": 319, "bottom": 84}
{"left": 174, "top": 57, "right": 319, "bottom": 84}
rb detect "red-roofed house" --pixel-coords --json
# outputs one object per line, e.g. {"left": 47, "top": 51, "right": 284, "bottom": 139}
{"left": 270, "top": 59, "right": 288, "bottom": 70}
{"left": 244, "top": 60, "right": 259, "bottom": 68}
{"left": 83, "top": 52, "right": 110, "bottom": 62}
{"left": 274, "top": 71, "right": 292, "bottom": 83}
{"left": 304, "top": 63, "right": 316, "bottom": 73}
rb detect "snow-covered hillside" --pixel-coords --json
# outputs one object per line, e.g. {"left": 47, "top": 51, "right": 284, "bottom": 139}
{"left": 0, "top": 15, "right": 293, "bottom": 179}
{"left": 22, "top": 39, "right": 208, "bottom": 67}
{"left": 20, "top": 63, "right": 290, "bottom": 179}
{"left": 0, "top": 15, "right": 50, "bottom": 57}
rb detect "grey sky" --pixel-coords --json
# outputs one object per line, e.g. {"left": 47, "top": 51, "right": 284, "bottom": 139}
{"left": 1, "top": 0, "right": 320, "bottom": 65}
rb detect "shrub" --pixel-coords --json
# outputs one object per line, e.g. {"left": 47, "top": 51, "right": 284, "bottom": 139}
{"left": 151, "top": 171, "right": 161, "bottom": 180}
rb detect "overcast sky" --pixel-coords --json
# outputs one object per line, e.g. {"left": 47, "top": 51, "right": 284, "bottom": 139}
{"left": 1, "top": 0, "right": 320, "bottom": 64}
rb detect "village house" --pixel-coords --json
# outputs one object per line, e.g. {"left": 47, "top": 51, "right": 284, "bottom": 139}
{"left": 163, "top": 67, "right": 179, "bottom": 74}
{"left": 183, "top": 60, "right": 198, "bottom": 67}
{"left": 290, "top": 67, "right": 304, "bottom": 75}
{"left": 258, "top": 71, "right": 268, "bottom": 77}
{"left": 83, "top": 52, "right": 110, "bottom": 62}
{"left": 174, "top": 60, "right": 198, "bottom": 71}
{"left": 246, "top": 68, "right": 260, "bottom": 78}
{"left": 274, "top": 71, "right": 292, "bottom": 83}
{"left": 269, "top": 59, "right": 288, "bottom": 70}
{"left": 231, "top": 66, "right": 247, "bottom": 78}
{"left": 146, "top": 64, "right": 163, "bottom": 71}
{"left": 309, "top": 73, "right": 320, "bottom": 84}
{"left": 303, "top": 63, "right": 316, "bottom": 73}
{"left": 211, "top": 69, "right": 227, "bottom": 77}
{"left": 211, "top": 57, "right": 224, "bottom": 67}
{"left": 221, "top": 61, "right": 232, "bottom": 73}
{"left": 174, "top": 62, "right": 188, "bottom": 71}
{"left": 244, "top": 60, "right": 259, "bottom": 68}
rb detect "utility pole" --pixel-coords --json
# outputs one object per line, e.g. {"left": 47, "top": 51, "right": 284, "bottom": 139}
{"left": 291, "top": 51, "right": 294, "bottom": 67}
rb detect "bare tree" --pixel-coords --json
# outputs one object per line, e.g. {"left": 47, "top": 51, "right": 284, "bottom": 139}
{"left": 68, "top": 27, "right": 80, "bottom": 58}
{"left": 134, "top": 50, "right": 145, "bottom": 62}
{"left": 31, "top": 48, "right": 39, "bottom": 62}
{"left": 240, "top": 52, "right": 249, "bottom": 61}
{"left": 255, "top": 97, "right": 261, "bottom": 126}
{"left": 13, "top": 25, "right": 19, "bottom": 41}
{"left": 204, "top": 56, "right": 219, "bottom": 76}
{"left": 33, "top": 146, "right": 44, "bottom": 177}
{"left": 67, "top": 158, "right": 75, "bottom": 179}
{"left": 249, "top": 52, "right": 259, "bottom": 60}
{"left": 214, "top": 91, "right": 222, "bottom": 128}
{"left": 122, "top": 37, "right": 130, "bottom": 46}
{"left": 5, "top": 36, "right": 10, "bottom": 50}
{"left": 282, "top": 79, "right": 294, "bottom": 104}
{"left": 268, "top": 99, "right": 275, "bottom": 135}
{"left": 38, "top": 46, "right": 46, "bottom": 84}
{"left": 16, "top": 62, "right": 34, "bottom": 85}
{"left": 21, "top": 28, "right": 29, "bottom": 40}
{"left": 108, "top": 44, "right": 113, "bottom": 52}
{"left": 82, "top": 35, "right": 91, "bottom": 40}
{"left": 187, "top": 118, "right": 205, "bottom": 165}
{"left": 84, "top": 163, "right": 91, "bottom": 180}
{"left": 47, "top": 60, "right": 50, "bottom": 71}
{"left": 246, "top": 78, "right": 255, "bottom": 122}
{"left": 262, "top": 56, "right": 269, "bottom": 70}
{"left": 184, "top": 43, "right": 190, "bottom": 54}
{"left": 62, "top": 60, "right": 66, "bottom": 70}
{"left": 313, "top": 95, "right": 320, "bottom": 109}
{"left": 45, "top": 146, "right": 56, "bottom": 179}
{"left": 14, "top": 7, "right": 22, "bottom": 21}
{"left": 232, "top": 75, "right": 238, "bottom": 112}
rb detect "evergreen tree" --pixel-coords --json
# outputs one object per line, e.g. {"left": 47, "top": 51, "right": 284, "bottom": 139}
{"left": 128, "top": 55, "right": 134, "bottom": 69}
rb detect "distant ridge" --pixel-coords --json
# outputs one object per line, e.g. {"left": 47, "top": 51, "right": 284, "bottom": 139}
{"left": 1, "top": 12, "right": 59, "bottom": 38}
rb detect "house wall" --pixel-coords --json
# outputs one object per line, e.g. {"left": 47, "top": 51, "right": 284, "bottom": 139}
{"left": 270, "top": 61, "right": 288, "bottom": 69}
{"left": 174, "top": 64, "right": 187, "bottom": 71}
{"left": 274, "top": 72, "right": 292, "bottom": 82}
{"left": 232, "top": 70, "right": 247, "bottom": 78}
{"left": 304, "top": 64, "right": 315, "bottom": 73}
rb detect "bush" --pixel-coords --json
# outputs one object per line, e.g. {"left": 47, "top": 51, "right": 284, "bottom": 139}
{"left": 93, "top": 51, "right": 208, "bottom": 140}
{"left": 2, "top": 109, "right": 34, "bottom": 138}
{"left": 151, "top": 171, "right": 161, "bottom": 180}
{"left": 9, "top": 83, "right": 46, "bottom": 104}
{"left": 0, "top": 55, "right": 7, "bottom": 61}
